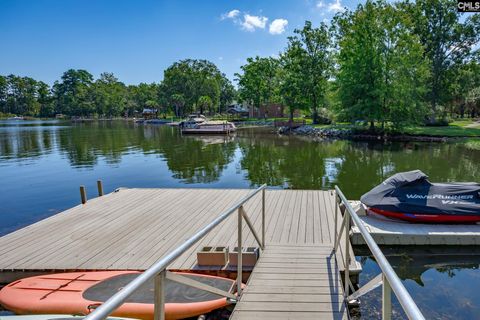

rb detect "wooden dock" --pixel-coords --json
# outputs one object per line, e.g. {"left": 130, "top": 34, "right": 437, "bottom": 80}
{"left": 0, "top": 188, "right": 358, "bottom": 319}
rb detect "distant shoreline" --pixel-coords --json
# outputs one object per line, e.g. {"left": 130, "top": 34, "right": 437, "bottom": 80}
{"left": 2, "top": 117, "right": 479, "bottom": 142}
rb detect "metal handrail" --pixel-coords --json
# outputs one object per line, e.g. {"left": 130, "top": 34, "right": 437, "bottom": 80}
{"left": 334, "top": 186, "right": 425, "bottom": 320}
{"left": 84, "top": 184, "right": 267, "bottom": 320}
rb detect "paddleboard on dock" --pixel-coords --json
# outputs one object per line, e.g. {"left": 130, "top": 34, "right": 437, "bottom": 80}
{"left": 0, "top": 271, "right": 237, "bottom": 320}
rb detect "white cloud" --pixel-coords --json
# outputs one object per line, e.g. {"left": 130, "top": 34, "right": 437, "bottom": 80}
{"left": 241, "top": 14, "right": 268, "bottom": 31}
{"left": 328, "top": 0, "right": 345, "bottom": 12}
{"left": 269, "top": 19, "right": 288, "bottom": 35}
{"left": 316, "top": 1, "right": 325, "bottom": 8}
{"left": 221, "top": 9, "right": 240, "bottom": 20}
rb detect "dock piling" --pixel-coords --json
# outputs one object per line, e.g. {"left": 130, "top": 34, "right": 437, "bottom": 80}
{"left": 80, "top": 185, "right": 87, "bottom": 204}
{"left": 97, "top": 180, "right": 104, "bottom": 196}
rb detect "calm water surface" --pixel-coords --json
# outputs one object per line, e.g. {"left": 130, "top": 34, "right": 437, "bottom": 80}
{"left": 1, "top": 120, "right": 480, "bottom": 319}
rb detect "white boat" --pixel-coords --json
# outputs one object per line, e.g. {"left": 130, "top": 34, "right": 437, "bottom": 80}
{"left": 7, "top": 116, "right": 24, "bottom": 120}
{"left": 180, "top": 115, "right": 236, "bottom": 134}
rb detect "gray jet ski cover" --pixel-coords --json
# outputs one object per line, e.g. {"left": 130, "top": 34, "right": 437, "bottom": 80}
{"left": 360, "top": 170, "right": 480, "bottom": 216}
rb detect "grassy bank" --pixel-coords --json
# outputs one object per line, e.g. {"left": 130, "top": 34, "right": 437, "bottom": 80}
{"left": 404, "top": 120, "right": 480, "bottom": 137}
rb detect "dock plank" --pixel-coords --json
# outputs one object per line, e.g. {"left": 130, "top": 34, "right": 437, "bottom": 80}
{"left": 230, "top": 244, "right": 347, "bottom": 320}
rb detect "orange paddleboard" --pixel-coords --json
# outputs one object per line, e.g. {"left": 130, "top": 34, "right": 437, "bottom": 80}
{"left": 0, "top": 271, "right": 237, "bottom": 320}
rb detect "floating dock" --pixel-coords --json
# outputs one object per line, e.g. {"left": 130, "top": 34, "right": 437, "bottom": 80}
{"left": 0, "top": 188, "right": 360, "bottom": 319}
{"left": 351, "top": 215, "right": 480, "bottom": 245}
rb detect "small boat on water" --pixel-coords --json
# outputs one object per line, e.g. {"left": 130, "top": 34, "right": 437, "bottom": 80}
{"left": 0, "top": 271, "right": 239, "bottom": 320}
{"left": 179, "top": 115, "right": 236, "bottom": 134}
{"left": 7, "top": 116, "right": 24, "bottom": 120}
{"left": 361, "top": 170, "right": 480, "bottom": 223}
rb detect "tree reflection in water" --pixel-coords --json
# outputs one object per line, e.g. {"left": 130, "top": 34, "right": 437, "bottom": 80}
{"left": 2, "top": 122, "right": 480, "bottom": 194}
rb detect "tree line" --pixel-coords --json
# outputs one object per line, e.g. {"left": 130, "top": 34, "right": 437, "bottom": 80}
{"left": 1, "top": 0, "right": 479, "bottom": 130}
{"left": 236, "top": 0, "right": 480, "bottom": 128}
{"left": 0, "top": 59, "right": 236, "bottom": 118}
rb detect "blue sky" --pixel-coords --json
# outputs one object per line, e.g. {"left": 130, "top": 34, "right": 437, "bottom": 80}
{"left": 0, "top": 0, "right": 361, "bottom": 85}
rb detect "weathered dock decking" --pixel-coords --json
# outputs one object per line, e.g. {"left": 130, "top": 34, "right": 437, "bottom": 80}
{"left": 0, "top": 188, "right": 358, "bottom": 273}
{"left": 0, "top": 188, "right": 357, "bottom": 319}
{"left": 231, "top": 243, "right": 346, "bottom": 320}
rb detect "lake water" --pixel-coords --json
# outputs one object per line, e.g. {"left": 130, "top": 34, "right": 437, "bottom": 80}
{"left": 1, "top": 120, "right": 480, "bottom": 319}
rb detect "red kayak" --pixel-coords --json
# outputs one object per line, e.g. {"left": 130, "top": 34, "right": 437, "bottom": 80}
{"left": 0, "top": 271, "right": 238, "bottom": 320}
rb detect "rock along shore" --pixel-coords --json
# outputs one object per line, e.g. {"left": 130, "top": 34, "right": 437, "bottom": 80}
{"left": 279, "top": 125, "right": 448, "bottom": 142}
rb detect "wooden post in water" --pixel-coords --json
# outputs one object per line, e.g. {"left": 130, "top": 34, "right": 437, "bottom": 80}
{"left": 80, "top": 185, "right": 87, "bottom": 204}
{"left": 97, "top": 180, "right": 104, "bottom": 196}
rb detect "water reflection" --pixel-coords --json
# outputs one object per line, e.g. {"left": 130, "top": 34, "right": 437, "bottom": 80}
{"left": 2, "top": 122, "right": 480, "bottom": 196}
{"left": 354, "top": 247, "right": 480, "bottom": 319}
{"left": 2, "top": 121, "right": 480, "bottom": 319}
{"left": 157, "top": 130, "right": 236, "bottom": 183}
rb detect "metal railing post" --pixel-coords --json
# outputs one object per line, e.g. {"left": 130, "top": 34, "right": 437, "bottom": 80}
{"left": 344, "top": 212, "right": 350, "bottom": 298}
{"left": 262, "top": 188, "right": 265, "bottom": 249}
{"left": 154, "top": 270, "right": 166, "bottom": 320}
{"left": 334, "top": 186, "right": 425, "bottom": 320}
{"left": 333, "top": 192, "right": 339, "bottom": 251}
{"left": 383, "top": 274, "right": 392, "bottom": 320}
{"left": 237, "top": 206, "right": 243, "bottom": 296}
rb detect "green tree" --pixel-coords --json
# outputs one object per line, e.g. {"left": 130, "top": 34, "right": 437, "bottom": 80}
{"left": 52, "top": 69, "right": 94, "bottom": 116}
{"left": 37, "top": 81, "right": 54, "bottom": 117}
{"left": 334, "top": 0, "right": 429, "bottom": 130}
{"left": 126, "top": 83, "right": 159, "bottom": 117}
{"left": 451, "top": 59, "right": 480, "bottom": 118}
{"left": 287, "top": 21, "right": 333, "bottom": 124}
{"left": 197, "top": 95, "right": 213, "bottom": 114}
{"left": 0, "top": 75, "right": 8, "bottom": 114}
{"left": 170, "top": 93, "right": 186, "bottom": 117}
{"left": 405, "top": 0, "right": 480, "bottom": 122}
{"left": 235, "top": 56, "right": 279, "bottom": 116}
{"left": 162, "top": 59, "right": 224, "bottom": 114}
{"left": 279, "top": 43, "right": 309, "bottom": 121}
{"left": 219, "top": 74, "right": 236, "bottom": 113}
{"left": 5, "top": 75, "right": 41, "bottom": 116}
{"left": 92, "top": 72, "right": 127, "bottom": 117}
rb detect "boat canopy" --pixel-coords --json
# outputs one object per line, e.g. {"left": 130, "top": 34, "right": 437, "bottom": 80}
{"left": 360, "top": 170, "right": 480, "bottom": 216}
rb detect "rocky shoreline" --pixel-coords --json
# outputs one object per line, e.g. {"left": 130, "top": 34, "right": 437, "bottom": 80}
{"left": 279, "top": 125, "right": 449, "bottom": 142}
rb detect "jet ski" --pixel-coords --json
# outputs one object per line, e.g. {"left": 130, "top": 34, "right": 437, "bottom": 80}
{"left": 360, "top": 170, "right": 480, "bottom": 223}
